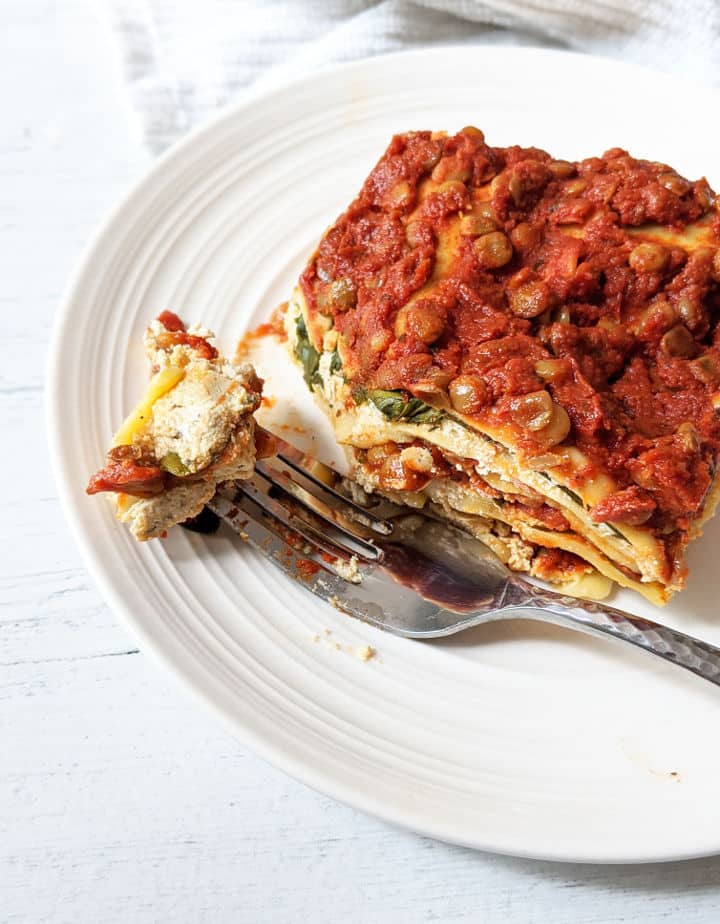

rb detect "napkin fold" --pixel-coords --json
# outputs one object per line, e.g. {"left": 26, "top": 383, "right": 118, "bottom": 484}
{"left": 103, "top": 0, "right": 719, "bottom": 153}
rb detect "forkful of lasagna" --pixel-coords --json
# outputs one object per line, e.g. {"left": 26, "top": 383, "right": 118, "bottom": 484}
{"left": 86, "top": 311, "right": 274, "bottom": 540}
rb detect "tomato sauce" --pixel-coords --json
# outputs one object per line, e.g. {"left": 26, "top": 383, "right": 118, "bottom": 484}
{"left": 532, "top": 547, "right": 590, "bottom": 582}
{"left": 300, "top": 128, "right": 720, "bottom": 529}
{"left": 153, "top": 312, "right": 218, "bottom": 360}
{"left": 86, "top": 446, "right": 167, "bottom": 497}
{"left": 156, "top": 310, "right": 185, "bottom": 332}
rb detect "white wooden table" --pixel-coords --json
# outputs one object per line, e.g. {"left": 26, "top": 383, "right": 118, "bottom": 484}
{"left": 5, "top": 3, "right": 720, "bottom": 921}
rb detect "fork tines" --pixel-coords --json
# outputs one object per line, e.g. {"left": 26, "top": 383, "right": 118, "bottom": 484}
{"left": 244, "top": 465, "right": 381, "bottom": 565}
{"left": 274, "top": 438, "right": 394, "bottom": 536}
{"left": 210, "top": 437, "right": 397, "bottom": 585}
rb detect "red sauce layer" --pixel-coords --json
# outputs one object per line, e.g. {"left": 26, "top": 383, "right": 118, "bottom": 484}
{"left": 86, "top": 445, "right": 168, "bottom": 497}
{"left": 299, "top": 129, "right": 720, "bottom": 533}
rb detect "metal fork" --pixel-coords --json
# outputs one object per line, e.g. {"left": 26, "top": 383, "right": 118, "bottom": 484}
{"left": 207, "top": 434, "right": 720, "bottom": 687}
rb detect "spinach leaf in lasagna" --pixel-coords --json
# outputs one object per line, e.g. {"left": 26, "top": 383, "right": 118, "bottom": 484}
{"left": 605, "top": 523, "right": 631, "bottom": 544}
{"left": 294, "top": 315, "right": 322, "bottom": 388}
{"left": 366, "top": 389, "right": 443, "bottom": 426}
{"left": 556, "top": 484, "right": 585, "bottom": 508}
{"left": 329, "top": 349, "right": 343, "bottom": 374}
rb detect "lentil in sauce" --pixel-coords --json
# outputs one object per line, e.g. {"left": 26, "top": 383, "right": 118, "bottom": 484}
{"left": 300, "top": 129, "right": 720, "bottom": 540}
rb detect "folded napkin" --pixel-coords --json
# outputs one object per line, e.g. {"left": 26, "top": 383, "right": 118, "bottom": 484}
{"left": 104, "top": 0, "right": 719, "bottom": 153}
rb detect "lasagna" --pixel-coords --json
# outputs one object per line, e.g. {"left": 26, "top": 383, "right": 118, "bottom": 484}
{"left": 87, "top": 311, "right": 267, "bottom": 540}
{"left": 286, "top": 128, "right": 720, "bottom": 604}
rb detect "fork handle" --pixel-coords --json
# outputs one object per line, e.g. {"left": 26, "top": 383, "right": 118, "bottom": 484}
{"left": 511, "top": 587, "right": 720, "bottom": 687}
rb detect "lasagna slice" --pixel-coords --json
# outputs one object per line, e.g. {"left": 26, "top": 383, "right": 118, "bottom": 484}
{"left": 87, "top": 311, "right": 266, "bottom": 540}
{"left": 287, "top": 128, "right": 720, "bottom": 604}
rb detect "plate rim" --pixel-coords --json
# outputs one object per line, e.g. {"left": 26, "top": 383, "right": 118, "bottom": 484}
{"left": 47, "top": 43, "right": 720, "bottom": 865}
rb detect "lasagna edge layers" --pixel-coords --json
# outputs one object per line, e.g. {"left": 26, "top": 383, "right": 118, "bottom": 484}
{"left": 286, "top": 292, "right": 674, "bottom": 604}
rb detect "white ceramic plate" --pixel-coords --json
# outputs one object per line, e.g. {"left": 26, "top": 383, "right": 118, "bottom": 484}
{"left": 49, "top": 46, "right": 720, "bottom": 863}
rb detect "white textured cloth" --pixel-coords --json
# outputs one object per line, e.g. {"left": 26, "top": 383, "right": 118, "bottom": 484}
{"left": 104, "top": 0, "right": 719, "bottom": 153}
